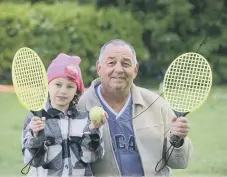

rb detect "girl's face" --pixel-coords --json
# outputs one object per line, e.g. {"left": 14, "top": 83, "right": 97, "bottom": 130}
{"left": 48, "top": 77, "right": 77, "bottom": 112}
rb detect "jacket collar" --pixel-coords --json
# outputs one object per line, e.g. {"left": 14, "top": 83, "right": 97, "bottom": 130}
{"left": 45, "top": 99, "right": 78, "bottom": 118}
{"left": 84, "top": 78, "right": 146, "bottom": 111}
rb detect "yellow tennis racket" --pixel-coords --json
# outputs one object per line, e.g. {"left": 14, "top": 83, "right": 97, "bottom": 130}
{"left": 163, "top": 52, "right": 212, "bottom": 144}
{"left": 12, "top": 47, "right": 52, "bottom": 175}
{"left": 12, "top": 47, "right": 49, "bottom": 122}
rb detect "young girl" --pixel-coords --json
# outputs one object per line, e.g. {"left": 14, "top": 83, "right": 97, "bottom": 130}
{"left": 22, "top": 53, "right": 105, "bottom": 177}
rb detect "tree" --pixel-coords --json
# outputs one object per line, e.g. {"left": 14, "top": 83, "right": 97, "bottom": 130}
{"left": 96, "top": 0, "right": 227, "bottom": 84}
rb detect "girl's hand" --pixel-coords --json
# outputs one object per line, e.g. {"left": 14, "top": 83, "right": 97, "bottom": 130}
{"left": 28, "top": 116, "right": 46, "bottom": 137}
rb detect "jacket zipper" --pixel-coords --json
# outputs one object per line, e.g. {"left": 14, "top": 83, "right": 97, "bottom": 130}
{"left": 106, "top": 121, "right": 121, "bottom": 175}
{"left": 132, "top": 104, "right": 146, "bottom": 175}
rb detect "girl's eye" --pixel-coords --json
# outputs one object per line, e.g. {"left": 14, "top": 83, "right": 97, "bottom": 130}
{"left": 56, "top": 83, "right": 61, "bottom": 87}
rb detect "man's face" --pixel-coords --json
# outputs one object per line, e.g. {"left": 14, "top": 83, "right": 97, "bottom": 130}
{"left": 97, "top": 44, "right": 138, "bottom": 93}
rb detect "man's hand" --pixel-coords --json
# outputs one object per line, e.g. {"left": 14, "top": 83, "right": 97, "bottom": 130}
{"left": 170, "top": 117, "right": 190, "bottom": 139}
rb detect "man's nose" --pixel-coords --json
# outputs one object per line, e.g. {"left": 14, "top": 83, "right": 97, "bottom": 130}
{"left": 114, "top": 62, "right": 123, "bottom": 73}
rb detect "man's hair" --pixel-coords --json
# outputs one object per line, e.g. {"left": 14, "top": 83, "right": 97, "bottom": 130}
{"left": 98, "top": 39, "right": 138, "bottom": 66}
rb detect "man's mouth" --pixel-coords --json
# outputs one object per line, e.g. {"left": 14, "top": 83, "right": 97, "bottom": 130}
{"left": 111, "top": 77, "right": 125, "bottom": 80}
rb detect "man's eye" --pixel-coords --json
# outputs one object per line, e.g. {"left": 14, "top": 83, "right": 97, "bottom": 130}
{"left": 123, "top": 63, "right": 130, "bottom": 67}
{"left": 108, "top": 62, "right": 115, "bottom": 65}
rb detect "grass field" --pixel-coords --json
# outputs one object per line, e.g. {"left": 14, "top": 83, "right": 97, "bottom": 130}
{"left": 0, "top": 86, "right": 226, "bottom": 176}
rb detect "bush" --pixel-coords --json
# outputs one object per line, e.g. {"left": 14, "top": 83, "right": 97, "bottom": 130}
{"left": 0, "top": 2, "right": 148, "bottom": 85}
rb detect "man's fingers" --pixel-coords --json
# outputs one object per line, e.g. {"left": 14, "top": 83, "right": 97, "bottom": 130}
{"left": 171, "top": 130, "right": 188, "bottom": 137}
{"left": 172, "top": 117, "right": 177, "bottom": 122}
{"left": 175, "top": 117, "right": 188, "bottom": 122}
{"left": 170, "top": 116, "right": 190, "bottom": 139}
{"left": 171, "top": 124, "right": 189, "bottom": 133}
{"left": 171, "top": 127, "right": 189, "bottom": 134}
{"left": 172, "top": 122, "right": 189, "bottom": 129}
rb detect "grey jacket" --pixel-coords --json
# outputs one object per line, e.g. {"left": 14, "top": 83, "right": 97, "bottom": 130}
{"left": 22, "top": 103, "right": 104, "bottom": 177}
{"left": 77, "top": 78, "right": 193, "bottom": 176}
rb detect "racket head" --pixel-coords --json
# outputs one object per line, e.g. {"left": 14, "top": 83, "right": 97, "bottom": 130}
{"left": 163, "top": 52, "right": 212, "bottom": 113}
{"left": 12, "top": 47, "right": 48, "bottom": 112}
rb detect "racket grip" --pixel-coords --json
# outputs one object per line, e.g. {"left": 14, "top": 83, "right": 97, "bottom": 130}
{"left": 38, "top": 129, "right": 45, "bottom": 137}
{"left": 170, "top": 135, "right": 180, "bottom": 143}
{"left": 170, "top": 135, "right": 180, "bottom": 146}
{"left": 31, "top": 110, "right": 45, "bottom": 137}
{"left": 174, "top": 111, "right": 189, "bottom": 117}
{"left": 170, "top": 112, "right": 189, "bottom": 146}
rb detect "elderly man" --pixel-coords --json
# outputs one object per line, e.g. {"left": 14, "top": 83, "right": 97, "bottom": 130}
{"left": 78, "top": 39, "right": 193, "bottom": 176}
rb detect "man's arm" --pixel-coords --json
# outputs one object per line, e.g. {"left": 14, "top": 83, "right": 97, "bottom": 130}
{"left": 163, "top": 106, "right": 193, "bottom": 169}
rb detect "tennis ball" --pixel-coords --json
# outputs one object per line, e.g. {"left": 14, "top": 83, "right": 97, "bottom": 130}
{"left": 89, "top": 106, "right": 104, "bottom": 123}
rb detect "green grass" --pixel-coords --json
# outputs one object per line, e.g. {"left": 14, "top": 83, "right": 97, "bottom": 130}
{"left": 0, "top": 92, "right": 28, "bottom": 176}
{"left": 0, "top": 86, "right": 226, "bottom": 176}
{"left": 172, "top": 86, "right": 227, "bottom": 176}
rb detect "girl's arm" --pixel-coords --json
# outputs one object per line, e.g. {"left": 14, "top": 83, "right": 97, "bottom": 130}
{"left": 80, "top": 122, "right": 105, "bottom": 163}
{"left": 69, "top": 118, "right": 105, "bottom": 164}
{"left": 22, "top": 113, "right": 47, "bottom": 167}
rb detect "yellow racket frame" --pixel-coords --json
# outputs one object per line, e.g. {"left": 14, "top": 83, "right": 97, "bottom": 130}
{"left": 12, "top": 47, "right": 48, "bottom": 112}
{"left": 163, "top": 52, "right": 212, "bottom": 113}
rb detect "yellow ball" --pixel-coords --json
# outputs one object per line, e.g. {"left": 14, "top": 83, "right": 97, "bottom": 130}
{"left": 89, "top": 106, "right": 104, "bottom": 123}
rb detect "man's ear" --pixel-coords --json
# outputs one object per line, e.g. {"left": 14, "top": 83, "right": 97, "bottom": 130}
{"left": 133, "top": 63, "right": 139, "bottom": 79}
{"left": 96, "top": 61, "right": 102, "bottom": 77}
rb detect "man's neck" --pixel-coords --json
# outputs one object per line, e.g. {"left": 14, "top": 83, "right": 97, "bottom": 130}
{"left": 100, "top": 87, "right": 130, "bottom": 113}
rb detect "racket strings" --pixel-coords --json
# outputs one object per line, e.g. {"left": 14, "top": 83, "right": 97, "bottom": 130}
{"left": 13, "top": 48, "right": 48, "bottom": 111}
{"left": 164, "top": 53, "right": 212, "bottom": 112}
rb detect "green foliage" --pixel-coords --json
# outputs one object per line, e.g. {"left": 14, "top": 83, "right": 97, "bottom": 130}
{"left": 0, "top": 2, "right": 148, "bottom": 85}
{"left": 96, "top": 0, "right": 227, "bottom": 84}
{"left": 1, "top": 1, "right": 227, "bottom": 85}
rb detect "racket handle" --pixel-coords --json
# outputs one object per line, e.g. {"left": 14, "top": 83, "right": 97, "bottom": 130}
{"left": 38, "top": 130, "right": 45, "bottom": 137}
{"left": 174, "top": 111, "right": 189, "bottom": 117}
{"left": 170, "top": 111, "right": 189, "bottom": 146}
{"left": 31, "top": 110, "right": 46, "bottom": 137}
{"left": 170, "top": 135, "right": 180, "bottom": 145}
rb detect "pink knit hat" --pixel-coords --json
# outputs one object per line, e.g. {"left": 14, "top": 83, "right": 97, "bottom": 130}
{"left": 47, "top": 53, "right": 84, "bottom": 92}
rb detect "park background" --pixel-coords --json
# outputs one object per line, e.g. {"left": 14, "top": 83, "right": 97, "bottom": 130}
{"left": 0, "top": 0, "right": 226, "bottom": 176}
